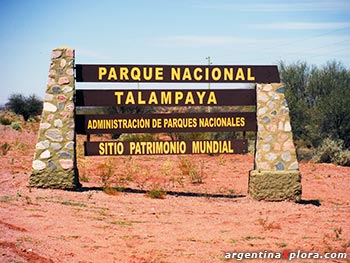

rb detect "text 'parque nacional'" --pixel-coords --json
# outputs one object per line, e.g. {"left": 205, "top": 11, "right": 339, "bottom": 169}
{"left": 75, "top": 65, "right": 280, "bottom": 83}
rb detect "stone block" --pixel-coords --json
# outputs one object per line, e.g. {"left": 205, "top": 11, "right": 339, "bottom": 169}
{"left": 248, "top": 170, "right": 302, "bottom": 201}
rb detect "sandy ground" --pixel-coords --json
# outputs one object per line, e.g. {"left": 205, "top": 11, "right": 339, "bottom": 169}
{"left": 1, "top": 124, "right": 350, "bottom": 263}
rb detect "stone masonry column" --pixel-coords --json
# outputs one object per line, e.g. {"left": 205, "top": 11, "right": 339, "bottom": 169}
{"left": 30, "top": 47, "right": 80, "bottom": 189}
{"left": 248, "top": 83, "right": 302, "bottom": 201}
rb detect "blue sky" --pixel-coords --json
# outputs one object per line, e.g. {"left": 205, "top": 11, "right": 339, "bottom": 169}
{"left": 0, "top": 0, "right": 349, "bottom": 104}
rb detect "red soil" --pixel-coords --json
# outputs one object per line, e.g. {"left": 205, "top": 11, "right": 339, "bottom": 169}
{"left": 1, "top": 124, "right": 349, "bottom": 263}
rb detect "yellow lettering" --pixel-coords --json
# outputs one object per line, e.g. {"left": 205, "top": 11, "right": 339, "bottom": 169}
{"left": 99, "top": 142, "right": 105, "bottom": 155}
{"left": 175, "top": 91, "right": 183, "bottom": 104}
{"left": 108, "top": 67, "right": 117, "bottom": 80}
{"left": 125, "top": 92, "right": 135, "bottom": 104}
{"left": 155, "top": 67, "right": 163, "bottom": 80}
{"left": 193, "top": 68, "right": 203, "bottom": 80}
{"left": 119, "top": 67, "right": 129, "bottom": 80}
{"left": 236, "top": 68, "right": 245, "bottom": 80}
{"left": 161, "top": 91, "right": 171, "bottom": 104}
{"left": 114, "top": 92, "right": 124, "bottom": 104}
{"left": 87, "top": 120, "right": 93, "bottom": 129}
{"left": 148, "top": 92, "right": 158, "bottom": 104}
{"left": 211, "top": 67, "right": 221, "bottom": 81}
{"left": 171, "top": 67, "right": 180, "bottom": 80}
{"left": 138, "top": 91, "right": 146, "bottom": 104}
{"left": 143, "top": 67, "right": 152, "bottom": 80}
{"left": 247, "top": 68, "right": 255, "bottom": 81}
{"left": 98, "top": 67, "right": 107, "bottom": 80}
{"left": 224, "top": 68, "right": 233, "bottom": 80}
{"left": 130, "top": 67, "right": 141, "bottom": 80}
{"left": 182, "top": 68, "right": 192, "bottom": 80}
{"left": 185, "top": 92, "right": 195, "bottom": 104}
{"left": 196, "top": 91, "right": 206, "bottom": 104}
{"left": 207, "top": 91, "right": 217, "bottom": 104}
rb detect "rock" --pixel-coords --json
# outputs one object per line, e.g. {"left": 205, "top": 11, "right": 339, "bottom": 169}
{"left": 275, "top": 162, "right": 285, "bottom": 171}
{"left": 266, "top": 152, "right": 277, "bottom": 161}
{"left": 284, "top": 121, "right": 292, "bottom": 132}
{"left": 288, "top": 161, "right": 299, "bottom": 170}
{"left": 40, "top": 150, "right": 51, "bottom": 159}
{"left": 51, "top": 143, "right": 62, "bottom": 150}
{"left": 57, "top": 151, "right": 72, "bottom": 158}
{"left": 45, "top": 93, "right": 54, "bottom": 101}
{"left": 262, "top": 116, "right": 271, "bottom": 124}
{"left": 66, "top": 130, "right": 74, "bottom": 140}
{"left": 47, "top": 78, "right": 55, "bottom": 86}
{"left": 275, "top": 86, "right": 285, "bottom": 93}
{"left": 32, "top": 160, "right": 46, "bottom": 170}
{"left": 43, "top": 102, "right": 57, "bottom": 112}
{"left": 58, "top": 77, "right": 70, "bottom": 85}
{"left": 36, "top": 140, "right": 50, "bottom": 150}
{"left": 52, "top": 86, "right": 61, "bottom": 93}
{"left": 282, "top": 152, "right": 292, "bottom": 162}
{"left": 65, "top": 49, "right": 74, "bottom": 57}
{"left": 60, "top": 59, "right": 66, "bottom": 68}
{"left": 51, "top": 50, "right": 62, "bottom": 59}
{"left": 65, "top": 103, "right": 74, "bottom": 111}
{"left": 65, "top": 142, "right": 74, "bottom": 149}
{"left": 54, "top": 119, "right": 63, "bottom": 128}
{"left": 59, "top": 159, "right": 73, "bottom": 170}
{"left": 48, "top": 160, "right": 57, "bottom": 171}
{"left": 63, "top": 86, "right": 73, "bottom": 93}
{"left": 57, "top": 102, "right": 64, "bottom": 111}
{"left": 66, "top": 68, "right": 74, "bottom": 75}
{"left": 47, "top": 114, "right": 54, "bottom": 122}
{"left": 257, "top": 107, "right": 267, "bottom": 115}
{"left": 40, "top": 123, "right": 51, "bottom": 129}
{"left": 45, "top": 129, "right": 63, "bottom": 142}
{"left": 57, "top": 95, "right": 67, "bottom": 101}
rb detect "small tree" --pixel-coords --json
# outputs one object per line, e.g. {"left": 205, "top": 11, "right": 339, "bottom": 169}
{"left": 6, "top": 93, "right": 43, "bottom": 121}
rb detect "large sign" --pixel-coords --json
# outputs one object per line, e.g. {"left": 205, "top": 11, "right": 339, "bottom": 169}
{"left": 75, "top": 63, "right": 276, "bottom": 156}
{"left": 76, "top": 64, "right": 280, "bottom": 83}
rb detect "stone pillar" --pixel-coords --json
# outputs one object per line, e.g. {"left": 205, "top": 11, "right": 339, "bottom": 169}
{"left": 248, "top": 83, "right": 302, "bottom": 201}
{"left": 30, "top": 47, "right": 80, "bottom": 189}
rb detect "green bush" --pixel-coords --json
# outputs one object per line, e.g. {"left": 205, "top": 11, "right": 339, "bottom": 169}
{"left": 11, "top": 122, "right": 22, "bottom": 131}
{"left": 313, "top": 138, "right": 350, "bottom": 166}
{"left": 0, "top": 116, "right": 11, "bottom": 125}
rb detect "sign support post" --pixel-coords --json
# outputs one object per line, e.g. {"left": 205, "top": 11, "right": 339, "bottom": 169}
{"left": 30, "top": 47, "right": 80, "bottom": 189}
{"left": 248, "top": 83, "right": 302, "bottom": 201}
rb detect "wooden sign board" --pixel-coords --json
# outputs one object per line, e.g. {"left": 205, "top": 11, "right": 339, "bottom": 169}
{"left": 75, "top": 89, "right": 256, "bottom": 107}
{"left": 75, "top": 64, "right": 280, "bottom": 83}
{"left": 75, "top": 112, "right": 256, "bottom": 135}
{"left": 84, "top": 139, "right": 248, "bottom": 156}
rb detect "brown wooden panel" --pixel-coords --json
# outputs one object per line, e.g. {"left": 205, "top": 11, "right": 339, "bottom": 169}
{"left": 84, "top": 139, "right": 248, "bottom": 156}
{"left": 75, "top": 89, "right": 256, "bottom": 107}
{"left": 75, "top": 112, "right": 257, "bottom": 134}
{"left": 75, "top": 64, "right": 280, "bottom": 83}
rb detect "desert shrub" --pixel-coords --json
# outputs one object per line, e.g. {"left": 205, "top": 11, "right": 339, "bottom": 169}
{"left": 296, "top": 147, "right": 314, "bottom": 161}
{"left": 313, "top": 138, "right": 350, "bottom": 166}
{"left": 6, "top": 94, "right": 42, "bottom": 121}
{"left": 11, "top": 122, "right": 22, "bottom": 131}
{"left": 0, "top": 116, "right": 11, "bottom": 125}
{"left": 334, "top": 150, "right": 350, "bottom": 166}
{"left": 1, "top": 142, "right": 11, "bottom": 155}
